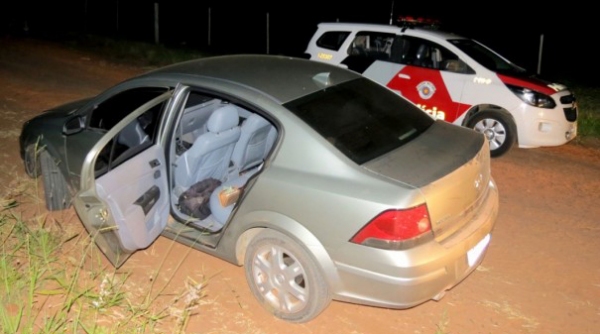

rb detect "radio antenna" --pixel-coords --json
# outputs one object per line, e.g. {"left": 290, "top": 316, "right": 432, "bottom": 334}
{"left": 389, "top": 1, "right": 395, "bottom": 25}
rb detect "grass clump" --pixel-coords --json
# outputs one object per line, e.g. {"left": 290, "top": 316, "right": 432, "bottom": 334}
{"left": 571, "top": 85, "right": 600, "bottom": 140}
{"left": 0, "top": 176, "right": 208, "bottom": 333}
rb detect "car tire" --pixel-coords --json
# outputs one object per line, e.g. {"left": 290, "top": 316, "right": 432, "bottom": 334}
{"left": 467, "top": 111, "right": 516, "bottom": 157}
{"left": 40, "top": 150, "right": 71, "bottom": 211}
{"left": 24, "top": 144, "right": 41, "bottom": 178}
{"left": 244, "top": 229, "right": 331, "bottom": 323}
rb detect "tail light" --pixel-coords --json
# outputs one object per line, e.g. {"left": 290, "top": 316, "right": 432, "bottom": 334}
{"left": 350, "top": 204, "right": 433, "bottom": 250}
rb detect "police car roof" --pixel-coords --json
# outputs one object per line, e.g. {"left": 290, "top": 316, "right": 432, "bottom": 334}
{"left": 315, "top": 22, "right": 466, "bottom": 41}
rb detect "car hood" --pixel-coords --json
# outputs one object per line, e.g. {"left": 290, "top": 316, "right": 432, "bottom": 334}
{"left": 362, "top": 120, "right": 484, "bottom": 188}
{"left": 40, "top": 97, "right": 93, "bottom": 119}
{"left": 497, "top": 73, "right": 568, "bottom": 96}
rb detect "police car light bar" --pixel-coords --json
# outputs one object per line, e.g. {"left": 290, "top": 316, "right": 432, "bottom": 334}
{"left": 397, "top": 16, "right": 441, "bottom": 31}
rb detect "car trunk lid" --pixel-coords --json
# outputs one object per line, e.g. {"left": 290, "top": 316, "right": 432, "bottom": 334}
{"left": 362, "top": 120, "right": 493, "bottom": 241}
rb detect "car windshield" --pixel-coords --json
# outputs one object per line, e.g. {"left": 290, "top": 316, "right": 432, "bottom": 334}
{"left": 448, "top": 39, "right": 527, "bottom": 76}
{"left": 285, "top": 77, "right": 434, "bottom": 165}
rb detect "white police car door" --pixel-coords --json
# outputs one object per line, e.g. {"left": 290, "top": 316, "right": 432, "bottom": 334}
{"left": 358, "top": 35, "right": 471, "bottom": 122}
{"left": 73, "top": 90, "right": 172, "bottom": 268}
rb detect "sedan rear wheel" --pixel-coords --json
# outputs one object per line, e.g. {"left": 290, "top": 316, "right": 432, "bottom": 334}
{"left": 40, "top": 150, "right": 71, "bottom": 211}
{"left": 244, "top": 229, "right": 331, "bottom": 323}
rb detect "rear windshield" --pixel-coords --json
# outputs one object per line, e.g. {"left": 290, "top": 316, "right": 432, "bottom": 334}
{"left": 285, "top": 78, "right": 434, "bottom": 165}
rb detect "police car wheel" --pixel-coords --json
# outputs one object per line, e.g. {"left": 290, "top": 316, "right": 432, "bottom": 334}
{"left": 467, "top": 111, "right": 516, "bottom": 157}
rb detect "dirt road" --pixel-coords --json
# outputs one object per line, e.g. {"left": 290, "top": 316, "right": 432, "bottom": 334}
{"left": 1, "top": 36, "right": 599, "bottom": 334}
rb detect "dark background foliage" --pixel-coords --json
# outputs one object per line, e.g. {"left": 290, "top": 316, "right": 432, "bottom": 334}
{"left": 2, "top": 1, "right": 595, "bottom": 84}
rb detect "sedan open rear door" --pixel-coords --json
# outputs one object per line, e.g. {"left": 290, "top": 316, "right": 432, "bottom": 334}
{"left": 72, "top": 92, "right": 172, "bottom": 268}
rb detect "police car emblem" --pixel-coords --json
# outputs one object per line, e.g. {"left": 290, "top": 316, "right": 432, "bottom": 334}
{"left": 417, "top": 81, "right": 436, "bottom": 99}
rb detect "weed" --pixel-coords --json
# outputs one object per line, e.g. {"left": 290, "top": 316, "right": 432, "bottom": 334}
{"left": 572, "top": 85, "right": 600, "bottom": 140}
{"left": 169, "top": 276, "right": 207, "bottom": 333}
{"left": 0, "top": 172, "right": 210, "bottom": 333}
{"left": 435, "top": 309, "right": 450, "bottom": 334}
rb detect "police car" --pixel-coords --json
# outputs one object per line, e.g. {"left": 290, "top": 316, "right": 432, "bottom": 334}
{"left": 304, "top": 17, "right": 578, "bottom": 157}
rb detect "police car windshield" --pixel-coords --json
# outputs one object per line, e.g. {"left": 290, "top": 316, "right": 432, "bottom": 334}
{"left": 449, "top": 39, "right": 527, "bottom": 75}
{"left": 284, "top": 78, "right": 434, "bottom": 165}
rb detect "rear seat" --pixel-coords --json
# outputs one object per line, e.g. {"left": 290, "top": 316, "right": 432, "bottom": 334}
{"left": 209, "top": 113, "right": 277, "bottom": 224}
{"left": 229, "top": 113, "right": 277, "bottom": 177}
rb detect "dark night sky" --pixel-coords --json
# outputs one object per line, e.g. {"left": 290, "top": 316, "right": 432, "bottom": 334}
{"left": 2, "top": 1, "right": 596, "bottom": 83}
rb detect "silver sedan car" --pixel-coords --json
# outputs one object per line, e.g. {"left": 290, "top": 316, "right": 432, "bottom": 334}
{"left": 19, "top": 54, "right": 499, "bottom": 322}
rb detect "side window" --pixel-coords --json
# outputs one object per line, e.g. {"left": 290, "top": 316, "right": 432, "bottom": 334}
{"left": 94, "top": 87, "right": 170, "bottom": 177}
{"left": 390, "top": 36, "right": 473, "bottom": 73}
{"left": 316, "top": 31, "right": 351, "bottom": 51}
{"left": 89, "top": 87, "right": 168, "bottom": 131}
{"left": 347, "top": 31, "right": 395, "bottom": 60}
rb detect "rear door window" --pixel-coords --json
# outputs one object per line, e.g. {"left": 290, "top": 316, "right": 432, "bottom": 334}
{"left": 347, "top": 31, "right": 395, "bottom": 60}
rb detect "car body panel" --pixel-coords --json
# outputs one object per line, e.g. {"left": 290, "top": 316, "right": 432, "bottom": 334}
{"left": 19, "top": 54, "right": 499, "bottom": 317}
{"left": 144, "top": 55, "right": 360, "bottom": 104}
{"left": 363, "top": 120, "right": 484, "bottom": 187}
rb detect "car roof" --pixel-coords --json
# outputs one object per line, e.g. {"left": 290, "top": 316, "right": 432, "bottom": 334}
{"left": 140, "top": 54, "right": 361, "bottom": 103}
{"left": 315, "top": 22, "right": 465, "bottom": 41}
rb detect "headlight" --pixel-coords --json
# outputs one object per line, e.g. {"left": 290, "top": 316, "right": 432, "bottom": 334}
{"left": 506, "top": 84, "right": 556, "bottom": 109}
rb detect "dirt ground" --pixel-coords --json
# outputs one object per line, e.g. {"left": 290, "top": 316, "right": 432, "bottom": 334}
{"left": 1, "top": 36, "right": 599, "bottom": 334}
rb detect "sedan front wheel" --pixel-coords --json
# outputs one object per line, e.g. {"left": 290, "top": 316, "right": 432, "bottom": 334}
{"left": 24, "top": 144, "right": 41, "bottom": 178}
{"left": 244, "top": 229, "right": 331, "bottom": 323}
{"left": 40, "top": 150, "right": 71, "bottom": 211}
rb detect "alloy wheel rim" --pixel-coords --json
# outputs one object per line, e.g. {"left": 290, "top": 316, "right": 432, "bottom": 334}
{"left": 251, "top": 244, "right": 308, "bottom": 314}
{"left": 473, "top": 118, "right": 507, "bottom": 150}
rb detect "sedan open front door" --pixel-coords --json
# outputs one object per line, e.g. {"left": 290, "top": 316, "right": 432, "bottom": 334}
{"left": 72, "top": 92, "right": 172, "bottom": 268}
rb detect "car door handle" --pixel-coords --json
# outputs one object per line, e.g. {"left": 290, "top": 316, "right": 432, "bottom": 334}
{"left": 397, "top": 73, "right": 411, "bottom": 80}
{"left": 149, "top": 159, "right": 160, "bottom": 168}
{"left": 134, "top": 185, "right": 160, "bottom": 215}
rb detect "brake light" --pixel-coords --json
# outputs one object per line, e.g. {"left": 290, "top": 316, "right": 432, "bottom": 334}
{"left": 350, "top": 204, "right": 432, "bottom": 250}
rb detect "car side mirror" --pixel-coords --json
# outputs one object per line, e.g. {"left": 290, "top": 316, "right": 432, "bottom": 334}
{"left": 63, "top": 116, "right": 85, "bottom": 135}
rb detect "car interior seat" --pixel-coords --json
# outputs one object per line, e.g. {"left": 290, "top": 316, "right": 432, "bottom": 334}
{"left": 229, "top": 113, "right": 276, "bottom": 177}
{"left": 415, "top": 44, "right": 433, "bottom": 68}
{"left": 431, "top": 48, "right": 443, "bottom": 69}
{"left": 209, "top": 113, "right": 278, "bottom": 225}
{"left": 390, "top": 37, "right": 409, "bottom": 63}
{"left": 173, "top": 105, "right": 241, "bottom": 192}
{"left": 443, "top": 59, "right": 461, "bottom": 72}
{"left": 117, "top": 119, "right": 149, "bottom": 148}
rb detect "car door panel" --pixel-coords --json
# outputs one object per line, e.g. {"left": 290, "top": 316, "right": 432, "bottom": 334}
{"left": 360, "top": 60, "right": 465, "bottom": 122}
{"left": 439, "top": 70, "right": 472, "bottom": 124}
{"left": 384, "top": 65, "right": 463, "bottom": 122}
{"left": 362, "top": 60, "right": 404, "bottom": 87}
{"left": 72, "top": 90, "right": 172, "bottom": 268}
{"left": 64, "top": 129, "right": 104, "bottom": 186}
{"left": 95, "top": 145, "right": 168, "bottom": 251}
{"left": 134, "top": 184, "right": 161, "bottom": 215}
